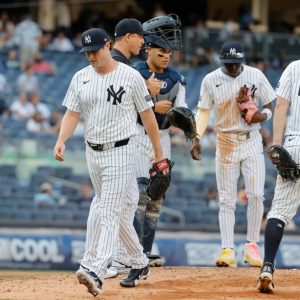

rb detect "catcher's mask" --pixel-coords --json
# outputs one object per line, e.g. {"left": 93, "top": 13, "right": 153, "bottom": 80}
{"left": 220, "top": 40, "right": 245, "bottom": 63}
{"left": 143, "top": 14, "right": 182, "bottom": 50}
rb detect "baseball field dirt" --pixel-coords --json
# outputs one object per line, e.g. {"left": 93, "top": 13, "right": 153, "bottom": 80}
{"left": 0, "top": 267, "right": 300, "bottom": 299}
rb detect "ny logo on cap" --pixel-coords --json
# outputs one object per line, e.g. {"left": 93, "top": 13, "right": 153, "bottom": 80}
{"left": 85, "top": 35, "right": 92, "bottom": 44}
{"left": 229, "top": 48, "right": 237, "bottom": 55}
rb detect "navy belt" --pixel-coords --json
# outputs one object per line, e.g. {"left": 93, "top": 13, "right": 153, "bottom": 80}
{"left": 87, "top": 138, "right": 130, "bottom": 152}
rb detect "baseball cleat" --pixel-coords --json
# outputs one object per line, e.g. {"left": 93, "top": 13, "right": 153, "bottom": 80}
{"left": 243, "top": 242, "right": 263, "bottom": 267}
{"left": 104, "top": 268, "right": 118, "bottom": 279}
{"left": 216, "top": 248, "right": 237, "bottom": 267}
{"left": 257, "top": 262, "right": 275, "bottom": 293}
{"left": 109, "top": 260, "right": 132, "bottom": 274}
{"left": 120, "top": 265, "right": 150, "bottom": 287}
{"left": 76, "top": 268, "right": 102, "bottom": 296}
{"left": 147, "top": 254, "right": 164, "bottom": 267}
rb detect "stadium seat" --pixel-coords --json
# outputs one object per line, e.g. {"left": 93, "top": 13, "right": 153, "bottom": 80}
{"left": 0, "top": 164, "right": 17, "bottom": 178}
{"left": 31, "top": 210, "right": 53, "bottom": 222}
{"left": 52, "top": 209, "right": 73, "bottom": 220}
{"left": 0, "top": 210, "right": 12, "bottom": 219}
{"left": 73, "top": 210, "right": 89, "bottom": 221}
{"left": 12, "top": 210, "right": 32, "bottom": 220}
{"left": 16, "top": 201, "right": 34, "bottom": 210}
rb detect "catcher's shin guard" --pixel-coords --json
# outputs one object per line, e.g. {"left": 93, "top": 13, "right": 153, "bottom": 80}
{"left": 133, "top": 177, "right": 150, "bottom": 244}
{"left": 142, "top": 197, "right": 163, "bottom": 254}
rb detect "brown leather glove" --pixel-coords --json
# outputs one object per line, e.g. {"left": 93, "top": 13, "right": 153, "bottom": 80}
{"left": 190, "top": 137, "right": 201, "bottom": 161}
{"left": 236, "top": 86, "right": 259, "bottom": 125}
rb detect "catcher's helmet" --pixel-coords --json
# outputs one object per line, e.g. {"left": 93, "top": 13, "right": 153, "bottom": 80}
{"left": 220, "top": 40, "right": 245, "bottom": 63}
{"left": 143, "top": 14, "right": 182, "bottom": 50}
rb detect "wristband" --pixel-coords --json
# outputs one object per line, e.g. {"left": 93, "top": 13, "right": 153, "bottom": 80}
{"left": 261, "top": 108, "right": 272, "bottom": 122}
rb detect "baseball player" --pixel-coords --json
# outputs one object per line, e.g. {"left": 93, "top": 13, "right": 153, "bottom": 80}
{"left": 104, "top": 17, "right": 153, "bottom": 280}
{"left": 111, "top": 18, "right": 162, "bottom": 97}
{"left": 53, "top": 28, "right": 170, "bottom": 296}
{"left": 102, "top": 18, "right": 164, "bottom": 277}
{"left": 111, "top": 18, "right": 148, "bottom": 65}
{"left": 191, "top": 40, "right": 276, "bottom": 268}
{"left": 109, "top": 14, "right": 190, "bottom": 272}
{"left": 257, "top": 60, "right": 300, "bottom": 293}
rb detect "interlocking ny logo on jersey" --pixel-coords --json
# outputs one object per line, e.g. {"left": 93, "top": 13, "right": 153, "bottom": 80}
{"left": 107, "top": 85, "right": 125, "bottom": 105}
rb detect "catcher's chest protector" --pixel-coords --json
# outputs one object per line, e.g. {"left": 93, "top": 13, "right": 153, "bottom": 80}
{"left": 134, "top": 61, "right": 182, "bottom": 129}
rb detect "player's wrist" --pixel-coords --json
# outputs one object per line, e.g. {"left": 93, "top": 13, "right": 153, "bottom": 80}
{"left": 261, "top": 108, "right": 272, "bottom": 122}
{"left": 193, "top": 136, "right": 200, "bottom": 143}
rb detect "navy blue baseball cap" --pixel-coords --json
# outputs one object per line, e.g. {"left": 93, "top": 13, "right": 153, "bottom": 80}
{"left": 114, "top": 18, "right": 151, "bottom": 37}
{"left": 80, "top": 28, "right": 109, "bottom": 53}
{"left": 220, "top": 40, "right": 245, "bottom": 63}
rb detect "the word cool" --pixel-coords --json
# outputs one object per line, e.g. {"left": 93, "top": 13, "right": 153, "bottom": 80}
{"left": 0, "top": 238, "right": 64, "bottom": 262}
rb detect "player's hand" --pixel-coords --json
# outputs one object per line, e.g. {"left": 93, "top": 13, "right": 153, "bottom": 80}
{"left": 190, "top": 138, "right": 202, "bottom": 161}
{"left": 240, "top": 109, "right": 248, "bottom": 120}
{"left": 153, "top": 158, "right": 172, "bottom": 175}
{"left": 154, "top": 100, "right": 172, "bottom": 114}
{"left": 53, "top": 142, "right": 65, "bottom": 161}
{"left": 247, "top": 111, "right": 267, "bottom": 124}
{"left": 146, "top": 72, "right": 162, "bottom": 97}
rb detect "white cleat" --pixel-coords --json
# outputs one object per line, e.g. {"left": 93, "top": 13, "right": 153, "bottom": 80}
{"left": 76, "top": 268, "right": 102, "bottom": 297}
{"left": 104, "top": 268, "right": 118, "bottom": 279}
{"left": 109, "top": 260, "right": 132, "bottom": 274}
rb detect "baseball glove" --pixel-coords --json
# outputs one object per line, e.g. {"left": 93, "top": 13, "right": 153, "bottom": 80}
{"left": 166, "top": 107, "right": 197, "bottom": 139}
{"left": 265, "top": 145, "right": 300, "bottom": 182}
{"left": 236, "top": 86, "right": 258, "bottom": 125}
{"left": 146, "top": 159, "right": 174, "bottom": 200}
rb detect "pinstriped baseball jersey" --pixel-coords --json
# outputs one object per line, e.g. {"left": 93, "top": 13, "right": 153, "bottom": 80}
{"left": 267, "top": 60, "right": 300, "bottom": 224}
{"left": 276, "top": 60, "right": 300, "bottom": 136}
{"left": 63, "top": 63, "right": 153, "bottom": 143}
{"left": 198, "top": 65, "right": 276, "bottom": 132}
{"left": 174, "top": 83, "right": 187, "bottom": 106}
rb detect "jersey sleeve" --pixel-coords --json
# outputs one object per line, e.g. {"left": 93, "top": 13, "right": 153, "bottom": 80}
{"left": 276, "top": 63, "right": 292, "bottom": 102}
{"left": 62, "top": 73, "right": 81, "bottom": 112}
{"left": 132, "top": 72, "right": 154, "bottom": 112}
{"left": 257, "top": 71, "right": 276, "bottom": 106}
{"left": 174, "top": 83, "right": 187, "bottom": 108}
{"left": 198, "top": 76, "right": 214, "bottom": 109}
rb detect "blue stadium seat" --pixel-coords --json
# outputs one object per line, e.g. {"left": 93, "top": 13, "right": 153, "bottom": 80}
{"left": 0, "top": 201, "right": 17, "bottom": 210}
{"left": 12, "top": 210, "right": 32, "bottom": 220}
{"left": 54, "top": 166, "right": 73, "bottom": 179}
{"left": 0, "top": 210, "right": 12, "bottom": 219}
{"left": 73, "top": 210, "right": 89, "bottom": 221}
{"left": 16, "top": 201, "right": 34, "bottom": 210}
{"left": 0, "top": 164, "right": 17, "bottom": 178}
{"left": 32, "top": 210, "right": 53, "bottom": 222}
{"left": 58, "top": 202, "right": 78, "bottom": 210}
{"left": 52, "top": 209, "right": 73, "bottom": 221}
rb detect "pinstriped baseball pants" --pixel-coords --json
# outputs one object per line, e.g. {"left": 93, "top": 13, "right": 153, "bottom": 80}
{"left": 216, "top": 130, "right": 265, "bottom": 249}
{"left": 267, "top": 136, "right": 300, "bottom": 224}
{"left": 113, "top": 125, "right": 171, "bottom": 264}
{"left": 80, "top": 138, "right": 148, "bottom": 282}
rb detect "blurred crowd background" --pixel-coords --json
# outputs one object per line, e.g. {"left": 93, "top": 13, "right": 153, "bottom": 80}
{"left": 1, "top": 0, "right": 300, "bottom": 238}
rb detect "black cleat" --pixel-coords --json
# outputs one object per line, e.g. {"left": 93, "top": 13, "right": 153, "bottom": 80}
{"left": 120, "top": 265, "right": 150, "bottom": 287}
{"left": 257, "top": 262, "right": 275, "bottom": 293}
{"left": 76, "top": 267, "right": 102, "bottom": 296}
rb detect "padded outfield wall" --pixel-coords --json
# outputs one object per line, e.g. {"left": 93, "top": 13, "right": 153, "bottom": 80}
{"left": 0, "top": 229, "right": 300, "bottom": 270}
